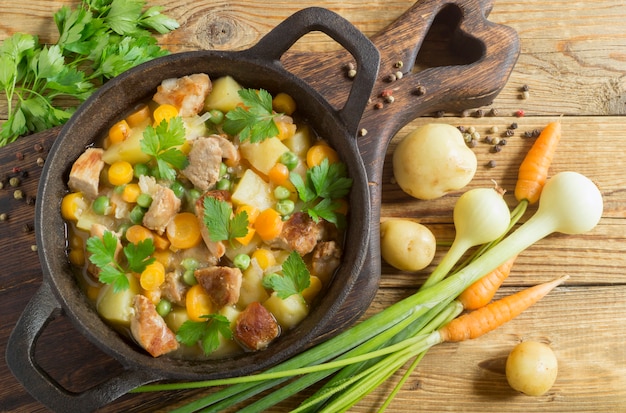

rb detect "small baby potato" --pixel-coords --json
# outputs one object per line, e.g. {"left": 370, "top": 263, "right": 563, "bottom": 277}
{"left": 506, "top": 341, "right": 558, "bottom": 396}
{"left": 393, "top": 123, "right": 477, "bottom": 200}
{"left": 380, "top": 218, "right": 436, "bottom": 272}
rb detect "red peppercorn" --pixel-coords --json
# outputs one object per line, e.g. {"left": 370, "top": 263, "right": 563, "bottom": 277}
{"left": 515, "top": 109, "right": 525, "bottom": 117}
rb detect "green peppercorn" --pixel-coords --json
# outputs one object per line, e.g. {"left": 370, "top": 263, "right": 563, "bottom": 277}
{"left": 9, "top": 177, "right": 20, "bottom": 187}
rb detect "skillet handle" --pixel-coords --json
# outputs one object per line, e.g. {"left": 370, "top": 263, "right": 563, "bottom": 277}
{"left": 6, "top": 282, "right": 161, "bottom": 413}
{"left": 243, "top": 7, "right": 380, "bottom": 136}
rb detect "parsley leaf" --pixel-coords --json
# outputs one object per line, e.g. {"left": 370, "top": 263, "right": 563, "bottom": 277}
{"left": 86, "top": 230, "right": 155, "bottom": 293}
{"left": 203, "top": 196, "right": 249, "bottom": 244}
{"left": 140, "top": 116, "right": 188, "bottom": 181}
{"left": 0, "top": 0, "right": 178, "bottom": 146}
{"left": 223, "top": 88, "right": 280, "bottom": 143}
{"left": 290, "top": 158, "right": 353, "bottom": 228}
{"left": 176, "top": 314, "right": 233, "bottom": 355}
{"left": 262, "top": 251, "right": 311, "bottom": 299}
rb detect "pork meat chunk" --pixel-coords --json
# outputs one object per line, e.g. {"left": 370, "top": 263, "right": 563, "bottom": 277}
{"left": 130, "top": 295, "right": 179, "bottom": 357}
{"left": 153, "top": 73, "right": 212, "bottom": 117}
{"left": 267, "top": 212, "right": 325, "bottom": 256}
{"left": 183, "top": 136, "right": 222, "bottom": 192}
{"left": 143, "top": 184, "right": 181, "bottom": 234}
{"left": 234, "top": 302, "right": 280, "bottom": 351}
{"left": 311, "top": 240, "right": 342, "bottom": 283}
{"left": 68, "top": 148, "right": 104, "bottom": 199}
{"left": 161, "top": 271, "right": 188, "bottom": 306}
{"left": 195, "top": 266, "right": 242, "bottom": 307}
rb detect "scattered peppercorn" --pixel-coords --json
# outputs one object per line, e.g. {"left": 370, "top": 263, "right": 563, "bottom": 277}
{"left": 387, "top": 73, "right": 397, "bottom": 82}
{"left": 37, "top": 157, "right": 45, "bottom": 167}
{"left": 0, "top": 213, "right": 7, "bottom": 221}
{"left": 12, "top": 167, "right": 21, "bottom": 174}
{"left": 533, "top": 128, "right": 541, "bottom": 137}
{"left": 515, "top": 109, "right": 525, "bottom": 117}
{"left": 489, "top": 108, "right": 499, "bottom": 116}
{"left": 414, "top": 85, "right": 426, "bottom": 96}
{"left": 457, "top": 126, "right": 466, "bottom": 133}
{"left": 510, "top": 122, "right": 518, "bottom": 129}
{"left": 498, "top": 138, "right": 507, "bottom": 146}
{"left": 484, "top": 136, "right": 494, "bottom": 144}
{"left": 474, "top": 109, "right": 484, "bottom": 118}
{"left": 521, "top": 84, "right": 530, "bottom": 92}
{"left": 491, "top": 145, "right": 502, "bottom": 153}
{"left": 435, "top": 110, "right": 445, "bottom": 118}
{"left": 487, "top": 160, "right": 497, "bottom": 168}
{"left": 394, "top": 61, "right": 404, "bottom": 68}
{"left": 20, "top": 170, "right": 28, "bottom": 178}
{"left": 16, "top": 152, "right": 24, "bottom": 161}
{"left": 14, "top": 189, "right": 24, "bottom": 200}
{"left": 31, "top": 245, "right": 38, "bottom": 252}
{"left": 467, "top": 139, "right": 478, "bottom": 148}
{"left": 381, "top": 89, "right": 393, "bottom": 98}
{"left": 359, "top": 128, "right": 368, "bottom": 136}
{"left": 22, "top": 223, "right": 33, "bottom": 233}
{"left": 9, "top": 177, "right": 20, "bottom": 187}
{"left": 490, "top": 126, "right": 500, "bottom": 134}
{"left": 461, "top": 109, "right": 470, "bottom": 117}
{"left": 385, "top": 95, "right": 395, "bottom": 103}
{"left": 26, "top": 195, "right": 36, "bottom": 205}
{"left": 504, "top": 129, "right": 515, "bottom": 137}
{"left": 347, "top": 69, "right": 357, "bottom": 79}
{"left": 394, "top": 71, "right": 403, "bottom": 79}
{"left": 521, "top": 90, "right": 530, "bottom": 100}
{"left": 374, "top": 102, "right": 383, "bottom": 109}
{"left": 34, "top": 143, "right": 44, "bottom": 152}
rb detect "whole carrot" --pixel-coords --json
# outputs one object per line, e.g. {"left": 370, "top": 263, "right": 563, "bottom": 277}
{"left": 457, "top": 255, "right": 518, "bottom": 310}
{"left": 514, "top": 120, "right": 562, "bottom": 204}
{"left": 439, "top": 275, "right": 569, "bottom": 342}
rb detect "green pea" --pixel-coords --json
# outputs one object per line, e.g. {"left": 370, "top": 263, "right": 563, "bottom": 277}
{"left": 273, "top": 186, "right": 290, "bottom": 200}
{"left": 170, "top": 180, "right": 186, "bottom": 199}
{"left": 156, "top": 299, "right": 172, "bottom": 317}
{"left": 276, "top": 199, "right": 295, "bottom": 216}
{"left": 183, "top": 269, "right": 197, "bottom": 286}
{"left": 187, "top": 188, "right": 201, "bottom": 205}
{"left": 181, "top": 257, "right": 199, "bottom": 271}
{"left": 134, "top": 163, "right": 150, "bottom": 178}
{"left": 92, "top": 196, "right": 110, "bottom": 215}
{"left": 129, "top": 205, "right": 146, "bottom": 224}
{"left": 216, "top": 178, "right": 231, "bottom": 191}
{"left": 208, "top": 109, "right": 224, "bottom": 124}
{"left": 233, "top": 254, "right": 251, "bottom": 271}
{"left": 136, "top": 193, "right": 153, "bottom": 208}
{"left": 219, "top": 162, "right": 228, "bottom": 178}
{"left": 280, "top": 151, "right": 298, "bottom": 170}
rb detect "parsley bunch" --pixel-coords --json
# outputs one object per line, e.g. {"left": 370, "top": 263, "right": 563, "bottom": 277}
{"left": 86, "top": 230, "right": 155, "bottom": 293}
{"left": 140, "top": 116, "right": 189, "bottom": 181}
{"left": 290, "top": 158, "right": 353, "bottom": 227}
{"left": 0, "top": 0, "right": 178, "bottom": 146}
{"left": 176, "top": 314, "right": 233, "bottom": 356}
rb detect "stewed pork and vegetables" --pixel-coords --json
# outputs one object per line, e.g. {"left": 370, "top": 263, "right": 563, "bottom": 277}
{"left": 62, "top": 73, "right": 352, "bottom": 359}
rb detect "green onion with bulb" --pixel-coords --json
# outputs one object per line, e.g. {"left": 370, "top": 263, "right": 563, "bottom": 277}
{"left": 134, "top": 171, "right": 603, "bottom": 412}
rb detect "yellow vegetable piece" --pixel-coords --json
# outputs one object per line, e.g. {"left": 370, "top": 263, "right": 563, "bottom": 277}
{"left": 276, "top": 121, "right": 297, "bottom": 141}
{"left": 108, "top": 160, "right": 134, "bottom": 186}
{"left": 68, "top": 248, "right": 85, "bottom": 267}
{"left": 306, "top": 143, "right": 339, "bottom": 168}
{"left": 121, "top": 183, "right": 141, "bottom": 203}
{"left": 152, "top": 249, "right": 172, "bottom": 267}
{"left": 140, "top": 261, "right": 165, "bottom": 291}
{"left": 152, "top": 232, "right": 171, "bottom": 251}
{"left": 186, "top": 284, "right": 213, "bottom": 322}
{"left": 302, "top": 275, "right": 322, "bottom": 304}
{"left": 235, "top": 227, "right": 256, "bottom": 246}
{"left": 268, "top": 163, "right": 290, "bottom": 186}
{"left": 108, "top": 120, "right": 131, "bottom": 145}
{"left": 272, "top": 92, "right": 297, "bottom": 115}
{"left": 125, "top": 224, "right": 154, "bottom": 245}
{"left": 126, "top": 104, "right": 151, "bottom": 127}
{"left": 236, "top": 204, "right": 260, "bottom": 225}
{"left": 61, "top": 192, "right": 87, "bottom": 221}
{"left": 254, "top": 208, "right": 284, "bottom": 241}
{"left": 153, "top": 104, "right": 179, "bottom": 125}
{"left": 251, "top": 248, "right": 276, "bottom": 270}
{"left": 166, "top": 212, "right": 202, "bottom": 250}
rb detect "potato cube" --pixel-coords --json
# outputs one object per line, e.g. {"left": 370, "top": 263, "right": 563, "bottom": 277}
{"left": 231, "top": 169, "right": 274, "bottom": 211}
{"left": 239, "top": 137, "right": 290, "bottom": 175}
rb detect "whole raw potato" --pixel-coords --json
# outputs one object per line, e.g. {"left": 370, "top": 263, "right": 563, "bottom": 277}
{"left": 380, "top": 218, "right": 436, "bottom": 271}
{"left": 393, "top": 123, "right": 477, "bottom": 200}
{"left": 506, "top": 341, "right": 558, "bottom": 396}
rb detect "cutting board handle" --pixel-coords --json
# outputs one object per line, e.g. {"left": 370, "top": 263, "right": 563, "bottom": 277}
{"left": 5, "top": 282, "right": 162, "bottom": 412}
{"left": 243, "top": 7, "right": 381, "bottom": 136}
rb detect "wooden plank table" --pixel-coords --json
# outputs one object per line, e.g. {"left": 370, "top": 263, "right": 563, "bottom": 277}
{"left": 1, "top": 1, "right": 625, "bottom": 412}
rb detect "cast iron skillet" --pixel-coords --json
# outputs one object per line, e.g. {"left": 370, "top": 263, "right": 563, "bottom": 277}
{"left": 6, "top": 1, "right": 519, "bottom": 411}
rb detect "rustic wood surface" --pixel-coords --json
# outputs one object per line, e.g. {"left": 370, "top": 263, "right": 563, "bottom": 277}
{"left": 1, "top": 1, "right": 625, "bottom": 412}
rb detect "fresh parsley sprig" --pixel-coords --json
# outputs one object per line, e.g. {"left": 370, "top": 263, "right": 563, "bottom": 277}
{"left": 290, "top": 158, "right": 353, "bottom": 228}
{"left": 203, "top": 196, "right": 249, "bottom": 245}
{"left": 222, "top": 88, "right": 281, "bottom": 143}
{"left": 176, "top": 314, "right": 233, "bottom": 356}
{"left": 263, "top": 251, "right": 311, "bottom": 299}
{"left": 86, "top": 230, "right": 155, "bottom": 292}
{"left": 140, "top": 116, "right": 188, "bottom": 181}
{"left": 0, "top": 0, "right": 178, "bottom": 146}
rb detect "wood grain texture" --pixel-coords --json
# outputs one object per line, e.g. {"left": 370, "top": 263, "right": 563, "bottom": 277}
{"left": 0, "top": 1, "right": 625, "bottom": 412}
